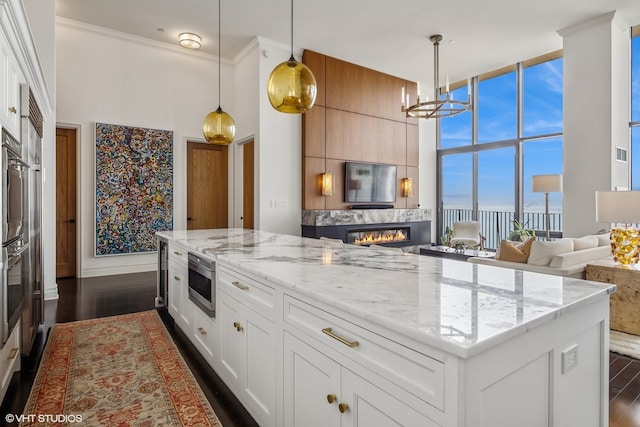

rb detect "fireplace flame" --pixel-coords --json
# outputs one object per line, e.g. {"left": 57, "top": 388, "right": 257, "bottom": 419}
{"left": 354, "top": 230, "right": 407, "bottom": 245}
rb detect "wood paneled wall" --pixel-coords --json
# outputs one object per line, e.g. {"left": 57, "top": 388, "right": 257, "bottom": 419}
{"left": 302, "top": 50, "right": 419, "bottom": 210}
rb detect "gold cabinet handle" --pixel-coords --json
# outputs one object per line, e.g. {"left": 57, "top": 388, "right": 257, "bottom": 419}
{"left": 173, "top": 251, "right": 182, "bottom": 256}
{"left": 233, "top": 321, "right": 243, "bottom": 332}
{"left": 322, "top": 327, "right": 359, "bottom": 348}
{"left": 327, "top": 394, "right": 336, "bottom": 404}
{"left": 231, "top": 281, "right": 249, "bottom": 291}
{"left": 338, "top": 403, "right": 349, "bottom": 413}
{"left": 197, "top": 327, "right": 207, "bottom": 335}
{"left": 7, "top": 347, "right": 18, "bottom": 360}
{"left": 8, "top": 106, "right": 16, "bottom": 114}
{"left": 174, "top": 276, "right": 180, "bottom": 281}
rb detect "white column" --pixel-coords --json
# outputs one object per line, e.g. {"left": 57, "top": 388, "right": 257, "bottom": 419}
{"left": 559, "top": 11, "right": 630, "bottom": 237}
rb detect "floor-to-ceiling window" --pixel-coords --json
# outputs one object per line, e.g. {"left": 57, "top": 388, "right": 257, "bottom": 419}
{"left": 438, "top": 53, "right": 563, "bottom": 249}
{"left": 631, "top": 28, "right": 640, "bottom": 190}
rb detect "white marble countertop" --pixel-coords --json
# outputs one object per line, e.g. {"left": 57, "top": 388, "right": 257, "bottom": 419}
{"left": 158, "top": 228, "right": 615, "bottom": 359}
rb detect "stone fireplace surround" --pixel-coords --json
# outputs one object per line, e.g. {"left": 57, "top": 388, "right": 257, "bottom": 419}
{"left": 301, "top": 209, "right": 432, "bottom": 249}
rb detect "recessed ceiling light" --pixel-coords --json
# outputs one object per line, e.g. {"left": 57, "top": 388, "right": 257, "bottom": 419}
{"left": 178, "top": 32, "right": 202, "bottom": 50}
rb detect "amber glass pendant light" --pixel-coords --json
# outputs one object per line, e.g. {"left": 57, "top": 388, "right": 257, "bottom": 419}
{"left": 267, "top": 0, "right": 317, "bottom": 114}
{"left": 202, "top": 0, "right": 236, "bottom": 144}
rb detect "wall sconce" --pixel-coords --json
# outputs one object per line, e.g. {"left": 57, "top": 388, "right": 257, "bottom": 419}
{"left": 321, "top": 173, "right": 334, "bottom": 196}
{"left": 401, "top": 178, "right": 413, "bottom": 197}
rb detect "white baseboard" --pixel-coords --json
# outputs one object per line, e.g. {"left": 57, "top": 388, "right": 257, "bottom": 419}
{"left": 80, "top": 263, "right": 157, "bottom": 278}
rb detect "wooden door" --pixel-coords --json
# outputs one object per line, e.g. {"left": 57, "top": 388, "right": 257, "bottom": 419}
{"left": 243, "top": 140, "right": 254, "bottom": 229}
{"left": 56, "top": 128, "right": 77, "bottom": 278}
{"left": 187, "top": 142, "right": 228, "bottom": 230}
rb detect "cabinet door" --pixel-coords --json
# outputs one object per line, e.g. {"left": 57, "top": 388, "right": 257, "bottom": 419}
{"left": 243, "top": 305, "right": 276, "bottom": 426}
{"left": 192, "top": 305, "right": 218, "bottom": 367}
{"left": 341, "top": 369, "right": 439, "bottom": 427}
{"left": 167, "top": 259, "right": 182, "bottom": 319}
{"left": 219, "top": 290, "right": 245, "bottom": 385}
{"left": 283, "top": 332, "right": 341, "bottom": 427}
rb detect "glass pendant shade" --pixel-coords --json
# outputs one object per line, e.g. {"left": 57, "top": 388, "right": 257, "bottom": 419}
{"left": 267, "top": 56, "right": 317, "bottom": 114}
{"left": 202, "top": 106, "right": 236, "bottom": 145}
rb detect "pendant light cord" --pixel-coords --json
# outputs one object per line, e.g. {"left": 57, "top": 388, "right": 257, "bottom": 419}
{"left": 290, "top": 0, "right": 294, "bottom": 57}
{"left": 218, "top": 0, "right": 221, "bottom": 108}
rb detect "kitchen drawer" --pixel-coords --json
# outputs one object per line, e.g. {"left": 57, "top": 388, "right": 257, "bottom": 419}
{"left": 0, "top": 319, "right": 21, "bottom": 402}
{"left": 283, "top": 295, "right": 445, "bottom": 411}
{"left": 168, "top": 242, "right": 188, "bottom": 263}
{"left": 219, "top": 266, "right": 275, "bottom": 318}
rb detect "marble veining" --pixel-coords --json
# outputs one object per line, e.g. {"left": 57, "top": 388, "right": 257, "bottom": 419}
{"left": 301, "top": 208, "right": 431, "bottom": 226}
{"left": 158, "top": 228, "right": 614, "bottom": 358}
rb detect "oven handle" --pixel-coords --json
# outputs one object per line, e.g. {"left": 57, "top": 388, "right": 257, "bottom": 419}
{"left": 7, "top": 158, "right": 28, "bottom": 168}
{"left": 6, "top": 245, "right": 28, "bottom": 269}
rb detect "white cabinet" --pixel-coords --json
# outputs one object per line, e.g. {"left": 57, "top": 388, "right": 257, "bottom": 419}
{"left": 218, "top": 267, "right": 276, "bottom": 427}
{"left": 0, "top": 29, "right": 23, "bottom": 138}
{"left": 283, "top": 332, "right": 438, "bottom": 427}
{"left": 167, "top": 243, "right": 193, "bottom": 335}
{"left": 191, "top": 305, "right": 218, "bottom": 366}
{"left": 0, "top": 319, "right": 21, "bottom": 403}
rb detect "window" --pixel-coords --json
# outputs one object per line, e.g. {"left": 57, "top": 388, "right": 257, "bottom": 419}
{"left": 631, "top": 29, "right": 640, "bottom": 190}
{"left": 437, "top": 52, "right": 563, "bottom": 249}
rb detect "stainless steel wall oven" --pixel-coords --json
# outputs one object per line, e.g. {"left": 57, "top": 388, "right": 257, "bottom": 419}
{"left": 2, "top": 131, "right": 25, "bottom": 245}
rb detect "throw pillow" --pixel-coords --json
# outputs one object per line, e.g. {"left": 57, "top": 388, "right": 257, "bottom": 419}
{"left": 495, "top": 237, "right": 535, "bottom": 263}
{"left": 571, "top": 236, "right": 598, "bottom": 251}
{"left": 527, "top": 239, "right": 574, "bottom": 266}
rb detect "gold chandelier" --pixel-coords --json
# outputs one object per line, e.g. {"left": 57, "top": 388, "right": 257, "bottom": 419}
{"left": 402, "top": 35, "right": 471, "bottom": 119}
{"left": 267, "top": 0, "right": 317, "bottom": 114}
{"left": 202, "top": 0, "right": 236, "bottom": 144}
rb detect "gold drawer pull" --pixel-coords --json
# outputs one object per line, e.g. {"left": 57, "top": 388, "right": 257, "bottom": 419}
{"left": 7, "top": 347, "right": 18, "bottom": 360}
{"left": 197, "top": 327, "right": 207, "bottom": 335}
{"left": 173, "top": 251, "right": 182, "bottom": 256}
{"left": 231, "top": 281, "right": 249, "bottom": 291}
{"left": 174, "top": 276, "right": 180, "bottom": 281}
{"left": 338, "top": 403, "right": 349, "bottom": 413}
{"left": 233, "top": 321, "right": 244, "bottom": 332}
{"left": 322, "top": 328, "right": 359, "bottom": 348}
{"left": 327, "top": 394, "right": 336, "bottom": 404}
{"left": 8, "top": 106, "right": 17, "bottom": 114}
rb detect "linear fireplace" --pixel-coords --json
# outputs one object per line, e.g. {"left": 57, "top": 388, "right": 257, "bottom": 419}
{"left": 301, "top": 209, "right": 431, "bottom": 248}
{"left": 347, "top": 227, "right": 409, "bottom": 246}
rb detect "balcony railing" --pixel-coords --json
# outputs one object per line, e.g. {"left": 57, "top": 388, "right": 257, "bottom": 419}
{"left": 441, "top": 208, "right": 563, "bottom": 250}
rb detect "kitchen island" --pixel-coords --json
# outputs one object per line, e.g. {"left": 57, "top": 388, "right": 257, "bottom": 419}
{"left": 158, "top": 228, "right": 615, "bottom": 427}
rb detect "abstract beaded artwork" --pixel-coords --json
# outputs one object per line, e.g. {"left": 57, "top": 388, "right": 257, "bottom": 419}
{"left": 95, "top": 123, "right": 173, "bottom": 255}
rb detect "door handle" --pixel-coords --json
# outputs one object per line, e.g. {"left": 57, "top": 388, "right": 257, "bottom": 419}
{"left": 187, "top": 217, "right": 194, "bottom": 221}
{"left": 64, "top": 218, "right": 76, "bottom": 224}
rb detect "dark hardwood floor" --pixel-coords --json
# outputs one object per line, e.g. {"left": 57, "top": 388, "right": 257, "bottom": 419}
{"left": 2, "top": 272, "right": 640, "bottom": 426}
{"left": 0, "top": 272, "right": 258, "bottom": 427}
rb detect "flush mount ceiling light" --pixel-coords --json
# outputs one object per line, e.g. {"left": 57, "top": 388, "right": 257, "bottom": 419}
{"left": 178, "top": 32, "right": 202, "bottom": 50}
{"left": 266, "top": 0, "right": 317, "bottom": 114}
{"left": 402, "top": 34, "right": 471, "bottom": 119}
{"left": 202, "top": 0, "right": 236, "bottom": 145}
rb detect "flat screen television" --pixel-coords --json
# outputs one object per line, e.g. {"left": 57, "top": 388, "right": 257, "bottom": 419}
{"left": 344, "top": 162, "right": 397, "bottom": 204}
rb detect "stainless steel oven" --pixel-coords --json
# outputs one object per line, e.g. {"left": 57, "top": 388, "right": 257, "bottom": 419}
{"left": 2, "top": 130, "right": 26, "bottom": 245}
{"left": 2, "top": 238, "right": 27, "bottom": 344}
{"left": 188, "top": 252, "right": 215, "bottom": 317}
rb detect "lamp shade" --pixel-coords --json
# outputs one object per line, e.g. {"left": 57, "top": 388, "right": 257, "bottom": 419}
{"left": 202, "top": 106, "right": 236, "bottom": 145}
{"left": 532, "top": 174, "right": 562, "bottom": 193}
{"left": 595, "top": 191, "right": 640, "bottom": 224}
{"left": 267, "top": 57, "right": 317, "bottom": 114}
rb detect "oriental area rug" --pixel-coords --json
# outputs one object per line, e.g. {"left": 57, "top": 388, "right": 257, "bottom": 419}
{"left": 21, "top": 310, "right": 222, "bottom": 426}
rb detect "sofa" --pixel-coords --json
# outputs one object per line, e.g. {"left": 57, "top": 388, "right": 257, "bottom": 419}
{"left": 467, "top": 234, "right": 611, "bottom": 279}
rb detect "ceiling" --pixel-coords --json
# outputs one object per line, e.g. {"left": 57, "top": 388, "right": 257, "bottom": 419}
{"left": 55, "top": 0, "right": 640, "bottom": 87}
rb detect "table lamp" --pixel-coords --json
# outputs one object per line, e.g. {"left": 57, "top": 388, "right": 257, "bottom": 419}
{"left": 595, "top": 190, "right": 640, "bottom": 265}
{"left": 532, "top": 174, "right": 563, "bottom": 240}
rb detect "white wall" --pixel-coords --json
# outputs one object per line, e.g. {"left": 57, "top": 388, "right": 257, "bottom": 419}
{"left": 559, "top": 12, "right": 630, "bottom": 237}
{"left": 56, "top": 18, "right": 235, "bottom": 277}
{"left": 256, "top": 38, "right": 304, "bottom": 235}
